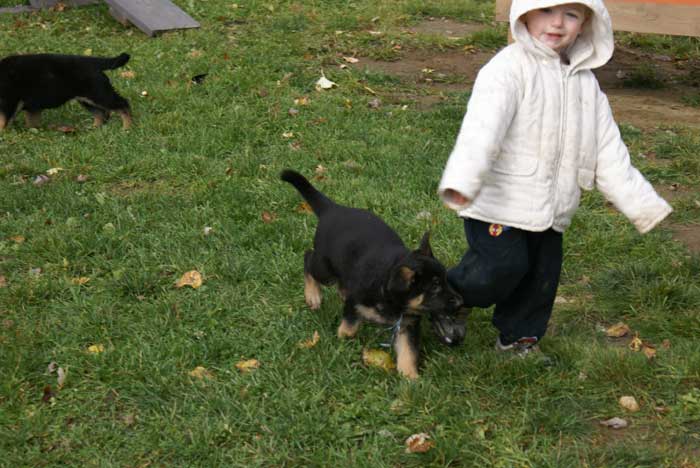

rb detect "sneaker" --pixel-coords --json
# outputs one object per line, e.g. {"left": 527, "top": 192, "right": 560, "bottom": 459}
{"left": 495, "top": 336, "right": 541, "bottom": 358}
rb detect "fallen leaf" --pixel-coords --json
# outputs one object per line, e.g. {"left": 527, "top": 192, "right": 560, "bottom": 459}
{"left": 298, "top": 331, "right": 320, "bottom": 349}
{"left": 76, "top": 174, "right": 89, "bottom": 183}
{"left": 619, "top": 396, "right": 640, "bottom": 412}
{"left": 189, "top": 49, "right": 203, "bottom": 58}
{"left": 188, "top": 366, "right": 214, "bottom": 380}
{"left": 282, "top": 131, "right": 294, "bottom": 138}
{"left": 362, "top": 348, "right": 395, "bottom": 371}
{"left": 642, "top": 343, "right": 657, "bottom": 360}
{"left": 120, "top": 70, "right": 136, "bottom": 79}
{"left": 42, "top": 385, "right": 55, "bottom": 403}
{"left": 71, "top": 277, "right": 90, "bottom": 285}
{"left": 83, "top": 48, "right": 92, "bottom": 56}
{"left": 661, "top": 339, "right": 671, "bottom": 349}
{"left": 47, "top": 361, "right": 58, "bottom": 374}
{"left": 0, "top": 275, "right": 6, "bottom": 288}
{"left": 288, "top": 107, "right": 299, "bottom": 116}
{"left": 8, "top": 235, "right": 25, "bottom": 244}
{"left": 315, "top": 74, "right": 337, "bottom": 91}
{"left": 600, "top": 417, "right": 628, "bottom": 429}
{"left": 175, "top": 270, "right": 203, "bottom": 289}
{"left": 57, "top": 367, "right": 66, "bottom": 389}
{"left": 629, "top": 335, "right": 643, "bottom": 352}
{"left": 261, "top": 211, "right": 276, "bottom": 223}
{"left": 405, "top": 433, "right": 435, "bottom": 453}
{"left": 33, "top": 175, "right": 50, "bottom": 186}
{"left": 296, "top": 202, "right": 313, "bottom": 214}
{"left": 235, "top": 359, "right": 260, "bottom": 373}
{"left": 343, "top": 56, "right": 359, "bottom": 63}
{"left": 606, "top": 322, "right": 630, "bottom": 338}
{"left": 87, "top": 344, "right": 105, "bottom": 354}
{"left": 368, "top": 98, "right": 381, "bottom": 109}
{"left": 294, "top": 96, "right": 310, "bottom": 106}
{"left": 203, "top": 226, "right": 213, "bottom": 236}
{"left": 56, "top": 125, "right": 76, "bottom": 133}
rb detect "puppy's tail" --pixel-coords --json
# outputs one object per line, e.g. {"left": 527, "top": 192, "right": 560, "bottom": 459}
{"left": 93, "top": 53, "right": 131, "bottom": 71}
{"left": 280, "top": 169, "right": 334, "bottom": 217}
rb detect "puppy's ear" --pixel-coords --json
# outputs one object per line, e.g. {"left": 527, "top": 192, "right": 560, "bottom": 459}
{"left": 387, "top": 264, "right": 415, "bottom": 293}
{"left": 415, "top": 231, "right": 433, "bottom": 257}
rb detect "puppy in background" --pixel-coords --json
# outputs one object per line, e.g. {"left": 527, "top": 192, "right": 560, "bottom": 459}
{"left": 0, "top": 52, "right": 132, "bottom": 130}
{"left": 281, "top": 169, "right": 465, "bottom": 379}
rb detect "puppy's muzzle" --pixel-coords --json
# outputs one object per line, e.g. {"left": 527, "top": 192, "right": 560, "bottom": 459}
{"left": 430, "top": 290, "right": 467, "bottom": 346}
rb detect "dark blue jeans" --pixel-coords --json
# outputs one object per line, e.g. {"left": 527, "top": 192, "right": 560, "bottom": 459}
{"left": 447, "top": 218, "right": 563, "bottom": 345}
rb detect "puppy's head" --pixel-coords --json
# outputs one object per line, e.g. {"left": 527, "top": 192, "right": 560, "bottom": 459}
{"left": 386, "top": 232, "right": 464, "bottom": 343}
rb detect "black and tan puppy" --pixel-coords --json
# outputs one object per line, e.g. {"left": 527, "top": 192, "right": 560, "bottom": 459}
{"left": 0, "top": 52, "right": 132, "bottom": 131}
{"left": 281, "top": 169, "right": 465, "bottom": 379}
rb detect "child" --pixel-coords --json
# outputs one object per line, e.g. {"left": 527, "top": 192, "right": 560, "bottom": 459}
{"left": 437, "top": 0, "right": 672, "bottom": 356}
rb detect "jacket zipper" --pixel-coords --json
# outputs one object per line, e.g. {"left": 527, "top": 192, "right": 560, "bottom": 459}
{"left": 551, "top": 63, "right": 569, "bottom": 226}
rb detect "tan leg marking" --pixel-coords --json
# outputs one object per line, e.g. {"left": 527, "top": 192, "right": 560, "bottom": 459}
{"left": 118, "top": 110, "right": 132, "bottom": 129}
{"left": 93, "top": 114, "right": 106, "bottom": 127}
{"left": 355, "top": 304, "right": 392, "bottom": 325}
{"left": 24, "top": 111, "right": 41, "bottom": 128}
{"left": 337, "top": 318, "right": 361, "bottom": 338}
{"left": 304, "top": 273, "right": 322, "bottom": 310}
{"left": 0, "top": 114, "right": 7, "bottom": 130}
{"left": 394, "top": 332, "right": 419, "bottom": 379}
{"left": 407, "top": 294, "right": 424, "bottom": 311}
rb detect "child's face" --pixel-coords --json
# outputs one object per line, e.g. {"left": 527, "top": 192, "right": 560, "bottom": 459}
{"left": 523, "top": 3, "right": 587, "bottom": 52}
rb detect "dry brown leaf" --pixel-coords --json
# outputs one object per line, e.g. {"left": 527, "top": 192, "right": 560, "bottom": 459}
{"left": 261, "top": 211, "right": 276, "bottom": 223}
{"left": 294, "top": 96, "right": 310, "bottom": 106}
{"left": 298, "top": 331, "right": 320, "bottom": 349}
{"left": 189, "top": 366, "right": 214, "bottom": 380}
{"left": 661, "top": 339, "right": 671, "bottom": 349}
{"left": 629, "top": 335, "right": 643, "bottom": 352}
{"left": 57, "top": 367, "right": 66, "bottom": 389}
{"left": 176, "top": 270, "right": 203, "bottom": 289}
{"left": 606, "top": 322, "right": 630, "bottom": 338}
{"left": 0, "top": 275, "right": 7, "bottom": 288}
{"left": 8, "top": 235, "right": 25, "bottom": 244}
{"left": 362, "top": 348, "right": 395, "bottom": 371}
{"left": 189, "top": 49, "right": 203, "bottom": 58}
{"left": 642, "top": 343, "right": 657, "bottom": 360}
{"left": 405, "top": 433, "right": 435, "bottom": 453}
{"left": 342, "top": 56, "right": 359, "bottom": 63}
{"left": 235, "top": 359, "right": 260, "bottom": 373}
{"left": 120, "top": 70, "right": 136, "bottom": 79}
{"left": 619, "top": 396, "right": 640, "bottom": 412}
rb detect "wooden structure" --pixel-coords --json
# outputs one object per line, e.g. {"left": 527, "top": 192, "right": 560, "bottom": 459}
{"left": 1, "top": 0, "right": 199, "bottom": 37}
{"left": 104, "top": 0, "right": 199, "bottom": 36}
{"left": 495, "top": 0, "right": 700, "bottom": 37}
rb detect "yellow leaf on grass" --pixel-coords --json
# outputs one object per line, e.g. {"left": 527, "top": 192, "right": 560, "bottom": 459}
{"left": 405, "top": 433, "right": 435, "bottom": 453}
{"left": 87, "top": 344, "right": 104, "bottom": 354}
{"left": 71, "top": 277, "right": 90, "bottom": 285}
{"left": 642, "top": 343, "right": 657, "bottom": 360}
{"left": 296, "top": 202, "right": 313, "bottom": 214}
{"left": 619, "top": 395, "right": 640, "bottom": 412}
{"left": 362, "top": 348, "right": 395, "bottom": 371}
{"left": 235, "top": 359, "right": 260, "bottom": 373}
{"left": 629, "top": 335, "right": 643, "bottom": 352}
{"left": 606, "top": 322, "right": 630, "bottom": 338}
{"left": 120, "top": 70, "right": 136, "bottom": 79}
{"left": 176, "top": 270, "right": 203, "bottom": 289}
{"left": 189, "top": 366, "right": 214, "bottom": 380}
{"left": 298, "top": 331, "right": 320, "bottom": 349}
{"left": 8, "top": 235, "right": 25, "bottom": 244}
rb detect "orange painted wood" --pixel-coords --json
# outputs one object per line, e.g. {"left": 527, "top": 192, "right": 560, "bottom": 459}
{"left": 495, "top": 0, "right": 700, "bottom": 36}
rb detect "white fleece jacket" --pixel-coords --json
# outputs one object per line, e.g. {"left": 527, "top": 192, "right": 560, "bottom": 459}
{"left": 438, "top": 0, "right": 672, "bottom": 233}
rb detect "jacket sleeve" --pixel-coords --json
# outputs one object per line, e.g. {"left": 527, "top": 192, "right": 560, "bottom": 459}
{"left": 594, "top": 89, "right": 672, "bottom": 234}
{"left": 438, "top": 54, "right": 520, "bottom": 211}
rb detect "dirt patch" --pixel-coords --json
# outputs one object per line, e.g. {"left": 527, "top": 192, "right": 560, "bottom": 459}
{"left": 404, "top": 18, "right": 489, "bottom": 38}
{"left": 670, "top": 225, "right": 700, "bottom": 254}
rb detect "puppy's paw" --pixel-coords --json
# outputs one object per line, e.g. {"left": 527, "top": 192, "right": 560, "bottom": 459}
{"left": 397, "top": 364, "right": 419, "bottom": 380}
{"left": 304, "top": 274, "right": 322, "bottom": 310}
{"left": 337, "top": 319, "right": 360, "bottom": 338}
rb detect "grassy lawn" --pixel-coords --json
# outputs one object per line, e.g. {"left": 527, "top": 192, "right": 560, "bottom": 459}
{"left": 1, "top": 1, "right": 699, "bottom": 466}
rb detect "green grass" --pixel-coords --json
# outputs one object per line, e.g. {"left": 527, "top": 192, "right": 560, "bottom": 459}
{"left": 1, "top": 1, "right": 700, "bottom": 466}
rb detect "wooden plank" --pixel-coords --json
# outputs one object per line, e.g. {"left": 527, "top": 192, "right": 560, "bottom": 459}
{"left": 494, "top": 0, "right": 700, "bottom": 37}
{"left": 104, "top": 0, "right": 199, "bottom": 36}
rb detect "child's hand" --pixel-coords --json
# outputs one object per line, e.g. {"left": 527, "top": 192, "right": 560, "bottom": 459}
{"left": 444, "top": 189, "right": 470, "bottom": 206}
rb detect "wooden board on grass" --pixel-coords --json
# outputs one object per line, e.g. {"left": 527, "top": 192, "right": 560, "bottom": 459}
{"left": 104, "top": 0, "right": 199, "bottom": 36}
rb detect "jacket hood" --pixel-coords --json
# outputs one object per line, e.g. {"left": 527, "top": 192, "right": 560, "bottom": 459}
{"left": 510, "top": 0, "right": 614, "bottom": 71}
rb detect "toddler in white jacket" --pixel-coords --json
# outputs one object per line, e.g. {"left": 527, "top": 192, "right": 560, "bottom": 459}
{"left": 437, "top": 0, "right": 672, "bottom": 355}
